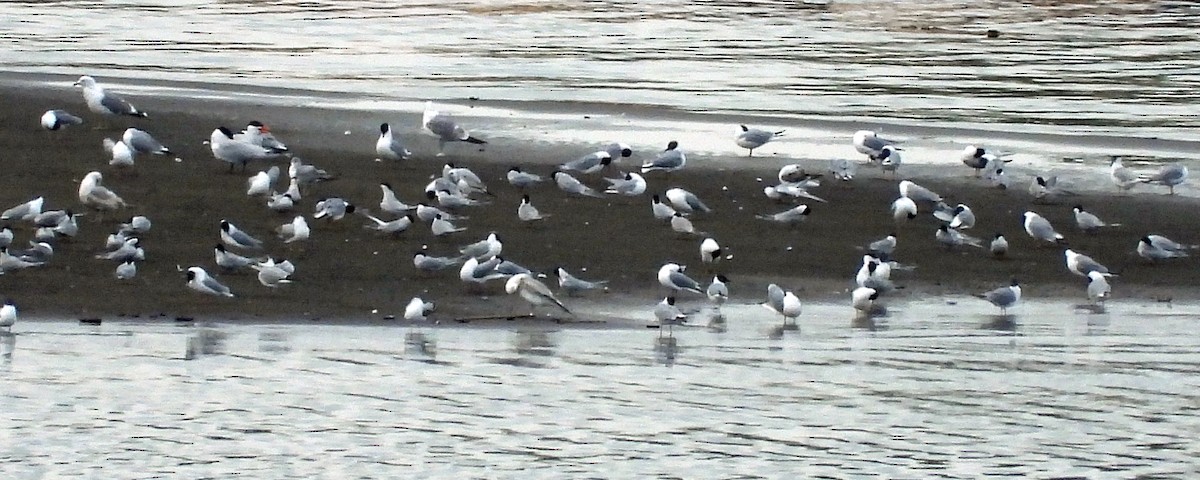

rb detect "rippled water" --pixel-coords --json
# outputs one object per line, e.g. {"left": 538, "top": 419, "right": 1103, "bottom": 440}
{"left": 3, "top": 300, "right": 1198, "bottom": 477}
{"left": 2, "top": 0, "right": 1199, "bottom": 141}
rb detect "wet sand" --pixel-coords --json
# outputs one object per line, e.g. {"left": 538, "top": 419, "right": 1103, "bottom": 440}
{"left": 1, "top": 79, "right": 1198, "bottom": 324}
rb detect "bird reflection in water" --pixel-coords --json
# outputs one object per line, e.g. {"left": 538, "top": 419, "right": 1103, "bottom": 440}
{"left": 654, "top": 336, "right": 679, "bottom": 366}
{"left": 184, "top": 327, "right": 227, "bottom": 360}
{"left": 981, "top": 314, "right": 1019, "bottom": 332}
{"left": 405, "top": 331, "right": 437, "bottom": 360}
{"left": 0, "top": 332, "right": 15, "bottom": 370}
{"left": 512, "top": 330, "right": 557, "bottom": 358}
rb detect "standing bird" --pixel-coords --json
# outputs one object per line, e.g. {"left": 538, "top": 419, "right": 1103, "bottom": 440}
{"left": 74, "top": 75, "right": 147, "bottom": 118}
{"left": 641, "top": 141, "right": 686, "bottom": 174}
{"left": 404, "top": 297, "right": 436, "bottom": 322}
{"left": 1073, "top": 205, "right": 1121, "bottom": 234}
{"left": 234, "top": 121, "right": 289, "bottom": 153}
{"left": 665, "top": 187, "right": 711, "bottom": 214}
{"left": 976, "top": 279, "right": 1021, "bottom": 315}
{"left": 960, "top": 145, "right": 1008, "bottom": 176}
{"left": 185, "top": 267, "right": 234, "bottom": 297}
{"left": 122, "top": 128, "right": 171, "bottom": 156}
{"left": 706, "top": 275, "right": 729, "bottom": 308}
{"left": 1109, "top": 157, "right": 1140, "bottom": 193}
{"left": 878, "top": 145, "right": 902, "bottom": 177}
{"left": 852, "top": 286, "right": 879, "bottom": 316}
{"left": 852, "top": 130, "right": 898, "bottom": 162}
{"left": 560, "top": 151, "right": 613, "bottom": 174}
{"left": 891, "top": 196, "right": 918, "bottom": 222}
{"left": 506, "top": 273, "right": 571, "bottom": 315}
{"left": 1137, "top": 235, "right": 1193, "bottom": 262}
{"left": 375, "top": 122, "right": 412, "bottom": 161}
{"left": 1139, "top": 163, "right": 1189, "bottom": 195}
{"left": 41, "top": 109, "right": 84, "bottom": 131}
{"left": 78, "top": 172, "right": 127, "bottom": 212}
{"left": 736, "top": 125, "right": 784, "bottom": 157}
{"left": 654, "top": 297, "right": 688, "bottom": 336}
{"left": 1087, "top": 271, "right": 1111, "bottom": 306}
{"left": 0, "top": 299, "right": 15, "bottom": 331}
{"left": 517, "top": 195, "right": 548, "bottom": 223}
{"left": 1023, "top": 211, "right": 1066, "bottom": 245}
{"left": 422, "top": 102, "right": 486, "bottom": 156}
{"left": 1065, "top": 249, "right": 1115, "bottom": 278}
{"left": 210, "top": 126, "right": 279, "bottom": 172}
{"left": 658, "top": 263, "right": 703, "bottom": 295}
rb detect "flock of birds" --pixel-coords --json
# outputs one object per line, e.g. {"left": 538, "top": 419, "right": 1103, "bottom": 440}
{"left": 1, "top": 75, "right": 1195, "bottom": 334}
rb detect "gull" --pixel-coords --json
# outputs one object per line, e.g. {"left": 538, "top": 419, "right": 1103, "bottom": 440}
{"left": 654, "top": 297, "right": 688, "bottom": 335}
{"left": 283, "top": 176, "right": 301, "bottom": 201}
{"left": 960, "top": 146, "right": 1008, "bottom": 175}
{"left": 891, "top": 196, "right": 917, "bottom": 221}
{"left": 424, "top": 175, "right": 460, "bottom": 197}
{"left": 186, "top": 266, "right": 234, "bottom": 297}
{"left": 856, "top": 255, "right": 894, "bottom": 292}
{"left": 211, "top": 127, "right": 279, "bottom": 172}
{"left": 375, "top": 122, "right": 411, "bottom": 161}
{"left": 494, "top": 257, "right": 532, "bottom": 276}
{"left": 671, "top": 213, "right": 704, "bottom": 236}
{"left": 78, "top": 172, "right": 127, "bottom": 212}
{"left": 10, "top": 242, "right": 53, "bottom": 264}
{"left": 114, "top": 260, "right": 136, "bottom": 280}
{"left": 122, "top": 128, "right": 171, "bottom": 155}
{"left": 707, "top": 275, "right": 729, "bottom": 307}
{"left": 1109, "top": 157, "right": 1140, "bottom": 193}
{"left": 313, "top": 197, "right": 356, "bottom": 221}
{"left": 35, "top": 227, "right": 57, "bottom": 242}
{"left": 949, "top": 204, "right": 975, "bottom": 230}
{"left": 506, "top": 167, "right": 544, "bottom": 189}
{"left": 104, "top": 232, "right": 129, "bottom": 250}
{"left": 0, "top": 300, "right": 15, "bottom": 331}
{"left": 764, "top": 182, "right": 828, "bottom": 203}
{"left": 1073, "top": 205, "right": 1121, "bottom": 234}
{"left": 829, "top": 158, "right": 856, "bottom": 181}
{"left": 983, "top": 167, "right": 1011, "bottom": 190}
{"left": 267, "top": 192, "right": 296, "bottom": 212}
{"left": 936, "top": 202, "right": 960, "bottom": 223}
{"left": 899, "top": 180, "right": 942, "bottom": 204}
{"left": 1137, "top": 235, "right": 1193, "bottom": 262}
{"left": 361, "top": 210, "right": 415, "bottom": 235}
{"left": 555, "top": 267, "right": 608, "bottom": 296}
{"left": 507, "top": 273, "right": 571, "bottom": 314}
{"left": 777, "top": 164, "right": 819, "bottom": 184}
{"left": 866, "top": 234, "right": 897, "bottom": 259}
{"left": 853, "top": 130, "right": 899, "bottom": 162}
{"left": 1, "top": 247, "right": 45, "bottom": 271}
{"left": 118, "top": 215, "right": 151, "bottom": 235}
{"left": 936, "top": 225, "right": 983, "bottom": 249}
{"left": 763, "top": 283, "right": 785, "bottom": 317}
{"left": 41, "top": 109, "right": 84, "bottom": 131}
{"left": 1029, "top": 175, "right": 1076, "bottom": 203}
{"left": 277, "top": 215, "right": 311, "bottom": 243}
{"left": 651, "top": 194, "right": 677, "bottom": 220}
{"left": 1023, "top": 211, "right": 1066, "bottom": 245}
{"left": 33, "top": 209, "right": 69, "bottom": 228}
{"left": 1065, "top": 249, "right": 1115, "bottom": 277}
{"left": 852, "top": 286, "right": 879, "bottom": 315}
{"left": 95, "top": 237, "right": 142, "bottom": 262}
{"left": 665, "top": 187, "right": 711, "bottom": 214}
{"left": 413, "top": 252, "right": 464, "bottom": 273}
{"left": 1087, "top": 271, "right": 1111, "bottom": 305}
{"left": 0, "top": 227, "right": 10, "bottom": 248}
{"left": 736, "top": 125, "right": 784, "bottom": 157}
{"left": 757, "top": 205, "right": 811, "bottom": 225}
{"left": 763, "top": 285, "right": 802, "bottom": 325}
{"left": 234, "top": 121, "right": 289, "bottom": 153}
{"left": 976, "top": 279, "right": 1021, "bottom": 315}
{"left": 460, "top": 233, "right": 502, "bottom": 260}
{"left": 405, "top": 297, "right": 436, "bottom": 322}
{"left": 221, "top": 220, "right": 264, "bottom": 249}
{"left": 431, "top": 214, "right": 468, "bottom": 236}
{"left": 878, "top": 145, "right": 902, "bottom": 177}
{"left": 552, "top": 171, "right": 604, "bottom": 198}
{"left": 103, "top": 138, "right": 135, "bottom": 167}
{"left": 1139, "top": 163, "right": 1188, "bottom": 195}
{"left": 251, "top": 260, "right": 294, "bottom": 288}
{"left": 459, "top": 256, "right": 509, "bottom": 288}
{"left": 289, "top": 157, "right": 333, "bottom": 185}
{"left": 700, "top": 238, "right": 721, "bottom": 266}
{"left": 561, "top": 151, "right": 613, "bottom": 174}
{"left": 605, "top": 142, "right": 633, "bottom": 160}
{"left": 443, "top": 163, "right": 492, "bottom": 196}
{"left": 379, "top": 183, "right": 416, "bottom": 214}
{"left": 74, "top": 76, "right": 147, "bottom": 118}
{"left": 640, "top": 141, "right": 685, "bottom": 174}
{"left": 605, "top": 172, "right": 647, "bottom": 196}
{"left": 2, "top": 197, "right": 44, "bottom": 222}
{"left": 990, "top": 233, "right": 1009, "bottom": 258}
{"left": 419, "top": 202, "right": 464, "bottom": 222}
{"left": 214, "top": 244, "right": 261, "bottom": 271}
{"left": 658, "top": 263, "right": 703, "bottom": 295}
{"left": 422, "top": 101, "right": 486, "bottom": 155}
{"left": 247, "top": 166, "right": 280, "bottom": 197}
{"left": 518, "top": 195, "right": 548, "bottom": 223}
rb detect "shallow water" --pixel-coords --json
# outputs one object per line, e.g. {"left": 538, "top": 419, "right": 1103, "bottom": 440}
{"left": 3, "top": 299, "right": 1198, "bottom": 477}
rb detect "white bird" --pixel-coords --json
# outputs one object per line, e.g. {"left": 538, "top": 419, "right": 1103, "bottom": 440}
{"left": 431, "top": 214, "right": 468, "bottom": 237}
{"left": 277, "top": 216, "right": 311, "bottom": 243}
{"left": 1108, "top": 157, "right": 1140, "bottom": 193}
{"left": 95, "top": 237, "right": 142, "bottom": 262}
{"left": 379, "top": 183, "right": 415, "bottom": 215}
{"left": 976, "top": 279, "right": 1021, "bottom": 315}
{"left": 375, "top": 122, "right": 411, "bottom": 160}
{"left": 670, "top": 212, "right": 703, "bottom": 236}
{"left": 362, "top": 211, "right": 415, "bottom": 235}
{"left": 1073, "top": 205, "right": 1120, "bottom": 234}
{"left": 247, "top": 166, "right": 280, "bottom": 197}
{"left": 707, "top": 275, "right": 730, "bottom": 307}
{"left": 250, "top": 260, "right": 294, "bottom": 288}
{"left": 459, "top": 256, "right": 509, "bottom": 288}
{"left": 506, "top": 273, "right": 571, "bottom": 314}
{"left": 1023, "top": 211, "right": 1066, "bottom": 245}
{"left": 990, "top": 233, "right": 1009, "bottom": 258}
{"left": 404, "top": 297, "right": 436, "bottom": 322}
{"left": 313, "top": 197, "right": 356, "bottom": 221}
{"left": 936, "top": 225, "right": 984, "bottom": 249}
{"left": 78, "top": 172, "right": 127, "bottom": 212}
{"left": 430, "top": 189, "right": 485, "bottom": 210}
{"left": 764, "top": 182, "right": 828, "bottom": 203}
{"left": 0, "top": 227, "right": 11, "bottom": 248}
{"left": 214, "top": 244, "right": 261, "bottom": 271}
{"left": 641, "top": 141, "right": 685, "bottom": 174}
{"left": 1137, "top": 235, "right": 1193, "bottom": 262}
{"left": 103, "top": 138, "right": 135, "bottom": 167}
{"left": 210, "top": 126, "right": 279, "bottom": 173}
{"left": 1139, "top": 163, "right": 1189, "bottom": 195}
{"left": 186, "top": 266, "right": 234, "bottom": 297}
{"left": 605, "top": 142, "right": 633, "bottom": 160}
{"left": 0, "top": 299, "right": 16, "bottom": 331}
{"left": 506, "top": 167, "right": 545, "bottom": 189}
{"left": 948, "top": 204, "right": 975, "bottom": 230}
{"left": 114, "top": 259, "right": 137, "bottom": 280}
{"left": 700, "top": 238, "right": 721, "bottom": 265}
{"left": 829, "top": 158, "right": 856, "bottom": 181}
{"left": 898, "top": 180, "right": 942, "bottom": 204}
{"left": 41, "top": 109, "right": 83, "bottom": 130}
{"left": 74, "top": 76, "right": 146, "bottom": 118}
{"left": 757, "top": 205, "right": 811, "bottom": 224}
{"left": 118, "top": 215, "right": 151, "bottom": 235}
{"left": 855, "top": 255, "right": 894, "bottom": 292}
{"left": 555, "top": 268, "right": 608, "bottom": 296}
{"left": 891, "top": 197, "right": 917, "bottom": 222}
{"left": 560, "top": 151, "right": 613, "bottom": 174}
{"left": 1065, "top": 249, "right": 1115, "bottom": 278}
{"left": 1087, "top": 271, "right": 1111, "bottom": 305}
{"left": 290, "top": 157, "right": 333, "bottom": 185}
{"left": 422, "top": 102, "right": 486, "bottom": 155}
{"left": 780, "top": 291, "right": 803, "bottom": 324}
{"left": 878, "top": 145, "right": 902, "bottom": 177}
{"left": 517, "top": 195, "right": 548, "bottom": 223}
{"left": 852, "top": 286, "right": 879, "bottom": 315}
{"left": 267, "top": 192, "right": 296, "bottom": 212}
{"left": 658, "top": 263, "right": 703, "bottom": 295}
{"left": 1, "top": 197, "right": 44, "bottom": 222}
{"left": 736, "top": 125, "right": 784, "bottom": 157}
{"left": 413, "top": 252, "right": 464, "bottom": 273}
{"left": 651, "top": 194, "right": 677, "bottom": 220}
{"left": 852, "top": 130, "right": 898, "bottom": 162}
{"left": 443, "top": 163, "right": 492, "bottom": 196}
{"left": 552, "top": 171, "right": 603, "bottom": 198}
{"left": 983, "top": 168, "right": 1011, "bottom": 190}
{"left": 220, "top": 220, "right": 264, "bottom": 249}
{"left": 1030, "top": 175, "right": 1074, "bottom": 203}
{"left": 122, "top": 128, "right": 171, "bottom": 155}
{"left": 866, "top": 234, "right": 898, "bottom": 259}
{"left": 665, "top": 187, "right": 711, "bottom": 213}
{"left": 234, "top": 121, "right": 289, "bottom": 153}
{"left": 654, "top": 296, "right": 688, "bottom": 334}
{"left": 604, "top": 172, "right": 647, "bottom": 196}
{"left": 960, "top": 145, "right": 1008, "bottom": 175}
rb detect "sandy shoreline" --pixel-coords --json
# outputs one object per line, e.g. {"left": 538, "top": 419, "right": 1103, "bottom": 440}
{"left": 1, "top": 77, "right": 1198, "bottom": 325}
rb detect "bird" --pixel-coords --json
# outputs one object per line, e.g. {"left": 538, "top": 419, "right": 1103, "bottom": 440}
{"left": 658, "top": 263, "right": 703, "bottom": 295}
{"left": 1023, "top": 211, "right": 1067, "bottom": 245}
{"left": 758, "top": 205, "right": 811, "bottom": 225}
{"left": 1109, "top": 157, "right": 1140, "bottom": 193}
{"left": 114, "top": 259, "right": 137, "bottom": 280}
{"left": 95, "top": 237, "right": 142, "bottom": 262}
{"left": 555, "top": 267, "right": 608, "bottom": 296}
{"left": 707, "top": 275, "right": 730, "bottom": 308}
{"left": 313, "top": 197, "right": 356, "bottom": 221}
{"left": 103, "top": 138, "right": 135, "bottom": 167}
{"left": 250, "top": 259, "right": 294, "bottom": 288}
{"left": 517, "top": 195, "right": 548, "bottom": 223}
{"left": 654, "top": 296, "right": 688, "bottom": 335}
{"left": 852, "top": 286, "right": 879, "bottom": 315}
{"left": 277, "top": 216, "right": 311, "bottom": 243}
{"left": 1139, "top": 163, "right": 1188, "bottom": 195}
{"left": 891, "top": 196, "right": 917, "bottom": 222}
{"left": 122, "top": 128, "right": 171, "bottom": 155}
{"left": 506, "top": 167, "right": 545, "bottom": 189}
{"left": 210, "top": 126, "right": 278, "bottom": 172}
{"left": 186, "top": 266, "right": 234, "bottom": 297}
{"left": 506, "top": 273, "right": 571, "bottom": 315}
{"left": 1, "top": 197, "right": 44, "bottom": 222}
{"left": 404, "top": 297, "right": 436, "bottom": 322}
{"left": 116, "top": 215, "right": 151, "bottom": 236}
{"left": 960, "top": 145, "right": 1008, "bottom": 176}
{"left": 552, "top": 171, "right": 603, "bottom": 198}
{"left": 949, "top": 204, "right": 975, "bottom": 230}
{"left": 852, "top": 130, "right": 899, "bottom": 162}
{"left": 878, "top": 145, "right": 902, "bottom": 177}
{"left": 898, "top": 180, "right": 942, "bottom": 204}
{"left": 640, "top": 141, "right": 685, "bottom": 174}
{"left": 936, "top": 225, "right": 983, "bottom": 249}
{"left": 375, "top": 122, "right": 412, "bottom": 161}
{"left": 379, "top": 183, "right": 416, "bottom": 215}
{"left": 736, "top": 125, "right": 784, "bottom": 157}
{"left": 651, "top": 195, "right": 678, "bottom": 221}
{"left": 700, "top": 238, "right": 722, "bottom": 266}
{"left": 361, "top": 211, "right": 415, "bottom": 235}
{"left": 561, "top": 151, "right": 613, "bottom": 174}
{"left": 976, "top": 279, "right": 1021, "bottom": 315}
{"left": 78, "top": 171, "right": 127, "bottom": 212}
{"left": 74, "top": 76, "right": 147, "bottom": 118}
{"left": 1, "top": 247, "right": 45, "bottom": 271}
{"left": 1137, "top": 235, "right": 1193, "bottom": 262}
{"left": 413, "top": 252, "right": 464, "bottom": 273}
{"left": 990, "top": 233, "right": 1009, "bottom": 258}
{"left": 41, "top": 109, "right": 84, "bottom": 131}
{"left": 866, "top": 234, "right": 897, "bottom": 260}
{"left": 670, "top": 212, "right": 703, "bottom": 236}
{"left": 422, "top": 101, "right": 486, "bottom": 155}
{"left": 459, "top": 233, "right": 503, "bottom": 260}
{"left": 0, "top": 299, "right": 15, "bottom": 331}
{"left": 459, "top": 256, "right": 509, "bottom": 289}
{"left": 220, "top": 220, "right": 264, "bottom": 249}
{"left": 1073, "top": 205, "right": 1121, "bottom": 234}
{"left": 779, "top": 290, "right": 803, "bottom": 325}
{"left": 604, "top": 172, "right": 647, "bottom": 196}
{"left": 247, "top": 166, "right": 280, "bottom": 197}
{"left": 829, "top": 158, "right": 856, "bottom": 181}
{"left": 443, "top": 163, "right": 493, "bottom": 197}
{"left": 214, "top": 244, "right": 261, "bottom": 271}
{"left": 290, "top": 157, "right": 334, "bottom": 185}
{"left": 665, "top": 187, "right": 711, "bottom": 214}
{"left": 431, "top": 214, "right": 468, "bottom": 237}
{"left": 1086, "top": 271, "right": 1111, "bottom": 306}
{"left": 983, "top": 168, "right": 1011, "bottom": 190}
{"left": 605, "top": 142, "right": 633, "bottom": 160}
{"left": 233, "top": 121, "right": 289, "bottom": 153}
{"left": 1065, "top": 249, "right": 1115, "bottom": 278}
{"left": 855, "top": 255, "right": 894, "bottom": 292}
{"left": 267, "top": 192, "right": 296, "bottom": 212}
